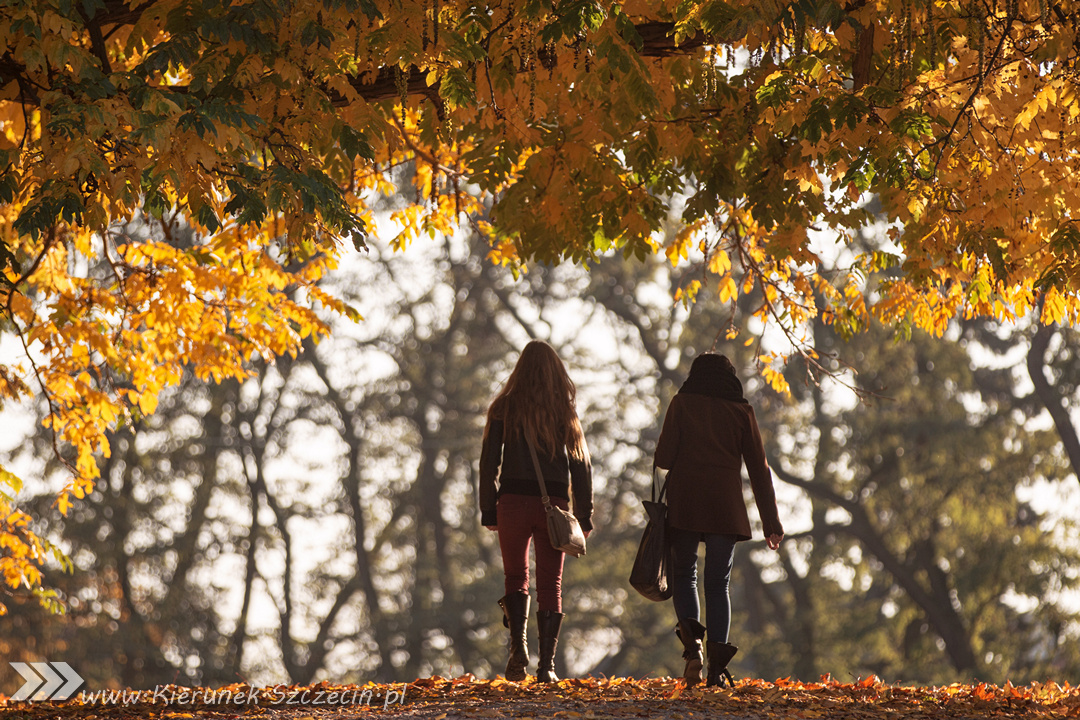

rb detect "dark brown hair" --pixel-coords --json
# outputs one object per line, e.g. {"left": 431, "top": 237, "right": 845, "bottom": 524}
{"left": 485, "top": 340, "right": 588, "bottom": 461}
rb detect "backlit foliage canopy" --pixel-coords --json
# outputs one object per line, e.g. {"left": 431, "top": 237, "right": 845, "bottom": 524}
{"left": 3, "top": 0, "right": 1080, "bottom": 609}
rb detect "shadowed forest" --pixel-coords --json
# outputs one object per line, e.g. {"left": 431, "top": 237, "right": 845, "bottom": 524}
{"left": 2, "top": 182, "right": 1079, "bottom": 694}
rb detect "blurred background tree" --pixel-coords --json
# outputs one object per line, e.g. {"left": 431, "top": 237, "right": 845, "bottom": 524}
{"left": 3, "top": 188, "right": 1079, "bottom": 691}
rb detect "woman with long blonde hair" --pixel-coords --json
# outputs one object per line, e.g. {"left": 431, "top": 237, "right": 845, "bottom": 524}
{"left": 479, "top": 340, "right": 593, "bottom": 683}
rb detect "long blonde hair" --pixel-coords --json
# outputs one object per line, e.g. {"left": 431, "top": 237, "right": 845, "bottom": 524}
{"left": 486, "top": 340, "right": 588, "bottom": 461}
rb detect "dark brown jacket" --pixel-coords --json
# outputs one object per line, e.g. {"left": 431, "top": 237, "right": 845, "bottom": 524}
{"left": 654, "top": 393, "right": 783, "bottom": 540}
{"left": 479, "top": 418, "right": 594, "bottom": 531}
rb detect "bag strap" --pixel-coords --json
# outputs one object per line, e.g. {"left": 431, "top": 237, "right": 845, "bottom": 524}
{"left": 652, "top": 465, "right": 669, "bottom": 504}
{"left": 525, "top": 436, "right": 555, "bottom": 510}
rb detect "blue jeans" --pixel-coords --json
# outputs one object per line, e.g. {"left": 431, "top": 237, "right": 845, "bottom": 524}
{"left": 669, "top": 527, "right": 738, "bottom": 643}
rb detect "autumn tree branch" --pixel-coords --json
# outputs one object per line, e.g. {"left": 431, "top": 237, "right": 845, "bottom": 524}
{"left": 0, "top": 21, "right": 703, "bottom": 108}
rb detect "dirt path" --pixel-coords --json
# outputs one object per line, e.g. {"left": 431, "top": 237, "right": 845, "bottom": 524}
{"left": 2, "top": 675, "right": 1077, "bottom": 720}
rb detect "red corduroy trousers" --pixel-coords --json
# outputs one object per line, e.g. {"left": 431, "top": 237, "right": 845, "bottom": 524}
{"left": 496, "top": 493, "right": 567, "bottom": 612}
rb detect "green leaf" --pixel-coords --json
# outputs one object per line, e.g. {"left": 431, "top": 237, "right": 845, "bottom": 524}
{"left": 177, "top": 109, "right": 216, "bottom": 138}
{"left": 615, "top": 12, "right": 643, "bottom": 51}
{"left": 698, "top": 0, "right": 751, "bottom": 43}
{"left": 439, "top": 68, "right": 476, "bottom": 109}
{"left": 193, "top": 201, "right": 222, "bottom": 234}
{"left": 0, "top": 171, "right": 17, "bottom": 205}
{"left": 831, "top": 94, "right": 869, "bottom": 131}
{"left": 890, "top": 110, "right": 934, "bottom": 141}
{"left": 756, "top": 72, "right": 792, "bottom": 108}
{"left": 80, "top": 0, "right": 106, "bottom": 21}
{"left": 798, "top": 98, "right": 833, "bottom": 144}
{"left": 840, "top": 154, "right": 876, "bottom": 192}
{"left": 299, "top": 20, "right": 335, "bottom": 49}
{"left": 14, "top": 186, "right": 85, "bottom": 238}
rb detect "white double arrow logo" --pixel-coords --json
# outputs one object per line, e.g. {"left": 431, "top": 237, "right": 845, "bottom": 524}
{"left": 10, "top": 662, "right": 84, "bottom": 701}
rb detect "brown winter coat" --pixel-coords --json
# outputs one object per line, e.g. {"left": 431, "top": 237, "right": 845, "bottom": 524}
{"left": 653, "top": 392, "right": 784, "bottom": 541}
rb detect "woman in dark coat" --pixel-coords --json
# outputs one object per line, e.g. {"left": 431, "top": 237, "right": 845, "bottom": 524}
{"left": 654, "top": 353, "right": 784, "bottom": 687}
{"left": 479, "top": 340, "right": 593, "bottom": 683}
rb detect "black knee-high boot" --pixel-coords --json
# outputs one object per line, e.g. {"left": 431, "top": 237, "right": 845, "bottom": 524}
{"left": 706, "top": 640, "right": 738, "bottom": 688}
{"left": 675, "top": 618, "right": 707, "bottom": 686}
{"left": 536, "top": 610, "right": 564, "bottom": 683}
{"left": 498, "top": 592, "right": 530, "bottom": 681}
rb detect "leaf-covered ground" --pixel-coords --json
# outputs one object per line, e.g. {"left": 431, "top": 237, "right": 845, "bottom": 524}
{"left": 2, "top": 676, "right": 1078, "bottom": 720}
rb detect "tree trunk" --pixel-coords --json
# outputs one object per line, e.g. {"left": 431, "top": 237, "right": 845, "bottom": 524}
{"left": 1027, "top": 323, "right": 1080, "bottom": 482}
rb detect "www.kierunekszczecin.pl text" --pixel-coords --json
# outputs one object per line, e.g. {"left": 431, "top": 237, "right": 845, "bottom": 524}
{"left": 78, "top": 684, "right": 409, "bottom": 708}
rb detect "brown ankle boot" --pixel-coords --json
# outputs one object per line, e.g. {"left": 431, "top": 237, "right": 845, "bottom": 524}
{"left": 706, "top": 640, "right": 738, "bottom": 688}
{"left": 675, "top": 618, "right": 707, "bottom": 686}
{"left": 498, "top": 592, "right": 530, "bottom": 681}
